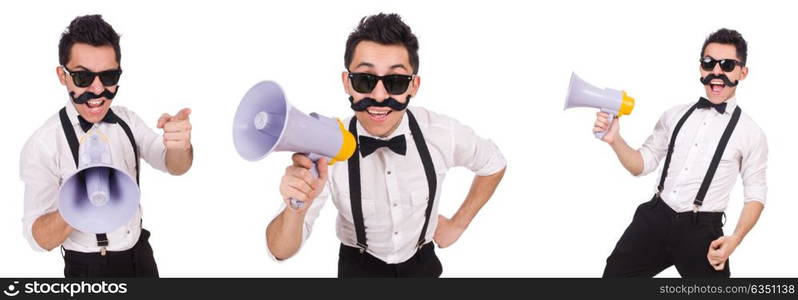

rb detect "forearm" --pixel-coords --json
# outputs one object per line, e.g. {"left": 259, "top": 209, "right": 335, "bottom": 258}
{"left": 266, "top": 208, "right": 306, "bottom": 260}
{"left": 730, "top": 201, "right": 764, "bottom": 244}
{"left": 609, "top": 136, "right": 644, "bottom": 176}
{"left": 32, "top": 211, "right": 73, "bottom": 251}
{"left": 451, "top": 167, "right": 505, "bottom": 228}
{"left": 165, "top": 145, "right": 193, "bottom": 175}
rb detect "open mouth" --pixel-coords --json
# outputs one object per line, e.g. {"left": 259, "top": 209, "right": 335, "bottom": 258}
{"left": 84, "top": 99, "right": 107, "bottom": 115}
{"left": 366, "top": 108, "right": 392, "bottom": 122}
{"left": 709, "top": 79, "right": 725, "bottom": 94}
{"left": 85, "top": 99, "right": 105, "bottom": 108}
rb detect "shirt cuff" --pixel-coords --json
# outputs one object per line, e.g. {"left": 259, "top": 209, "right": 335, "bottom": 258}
{"left": 23, "top": 213, "right": 48, "bottom": 252}
{"left": 475, "top": 159, "right": 507, "bottom": 177}
{"left": 743, "top": 185, "right": 767, "bottom": 205}
{"left": 473, "top": 144, "right": 507, "bottom": 177}
{"left": 635, "top": 147, "right": 658, "bottom": 177}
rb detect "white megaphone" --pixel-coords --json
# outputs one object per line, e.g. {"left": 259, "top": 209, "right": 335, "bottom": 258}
{"left": 564, "top": 72, "right": 635, "bottom": 139}
{"left": 58, "top": 131, "right": 140, "bottom": 233}
{"left": 233, "top": 81, "right": 357, "bottom": 209}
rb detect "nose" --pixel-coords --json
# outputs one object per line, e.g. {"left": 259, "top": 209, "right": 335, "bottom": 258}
{"left": 87, "top": 75, "right": 105, "bottom": 95}
{"left": 370, "top": 79, "right": 389, "bottom": 101}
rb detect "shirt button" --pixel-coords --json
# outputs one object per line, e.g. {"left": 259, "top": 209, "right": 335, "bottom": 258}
{"left": 694, "top": 143, "right": 698, "bottom": 147}
{"left": 683, "top": 167, "right": 688, "bottom": 171}
{"left": 392, "top": 203, "right": 397, "bottom": 207}
{"left": 387, "top": 171, "right": 392, "bottom": 175}
{"left": 394, "top": 231, "right": 399, "bottom": 235}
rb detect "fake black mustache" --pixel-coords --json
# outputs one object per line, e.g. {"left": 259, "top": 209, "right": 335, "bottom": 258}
{"left": 349, "top": 95, "right": 411, "bottom": 112}
{"left": 700, "top": 74, "right": 738, "bottom": 87}
{"left": 69, "top": 87, "right": 119, "bottom": 104}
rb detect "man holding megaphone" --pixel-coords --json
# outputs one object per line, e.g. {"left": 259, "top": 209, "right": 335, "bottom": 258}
{"left": 596, "top": 29, "right": 768, "bottom": 277}
{"left": 264, "top": 13, "right": 507, "bottom": 277}
{"left": 19, "top": 15, "right": 194, "bottom": 277}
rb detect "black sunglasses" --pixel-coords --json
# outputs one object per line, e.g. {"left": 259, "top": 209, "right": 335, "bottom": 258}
{"left": 348, "top": 72, "right": 414, "bottom": 95}
{"left": 62, "top": 66, "right": 123, "bottom": 88}
{"left": 700, "top": 57, "right": 742, "bottom": 72}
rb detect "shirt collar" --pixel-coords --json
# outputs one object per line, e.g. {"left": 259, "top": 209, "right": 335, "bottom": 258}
{"left": 722, "top": 97, "right": 738, "bottom": 115}
{"left": 64, "top": 99, "right": 81, "bottom": 126}
{"left": 355, "top": 110, "right": 411, "bottom": 139}
{"left": 64, "top": 99, "right": 118, "bottom": 126}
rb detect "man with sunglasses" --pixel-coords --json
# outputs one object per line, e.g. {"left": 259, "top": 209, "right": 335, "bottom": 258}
{"left": 19, "top": 15, "right": 194, "bottom": 277}
{"left": 265, "top": 13, "right": 506, "bottom": 277}
{"left": 595, "top": 28, "right": 767, "bottom": 277}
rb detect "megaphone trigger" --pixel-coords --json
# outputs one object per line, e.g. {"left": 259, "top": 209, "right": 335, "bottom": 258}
{"left": 289, "top": 153, "right": 325, "bottom": 209}
{"left": 597, "top": 109, "right": 617, "bottom": 140}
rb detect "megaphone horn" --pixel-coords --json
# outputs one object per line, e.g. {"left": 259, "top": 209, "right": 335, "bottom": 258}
{"left": 233, "top": 81, "right": 357, "bottom": 209}
{"left": 58, "top": 131, "right": 140, "bottom": 234}
{"left": 564, "top": 72, "right": 635, "bottom": 139}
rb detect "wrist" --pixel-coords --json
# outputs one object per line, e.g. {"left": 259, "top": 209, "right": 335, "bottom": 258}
{"left": 283, "top": 202, "right": 308, "bottom": 218}
{"left": 609, "top": 134, "right": 624, "bottom": 148}
{"left": 168, "top": 143, "right": 193, "bottom": 153}
{"left": 728, "top": 233, "right": 743, "bottom": 246}
{"left": 450, "top": 214, "right": 470, "bottom": 230}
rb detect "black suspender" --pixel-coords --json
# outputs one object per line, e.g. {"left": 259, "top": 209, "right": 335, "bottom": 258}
{"left": 115, "top": 115, "right": 140, "bottom": 184}
{"left": 656, "top": 100, "right": 742, "bottom": 213}
{"left": 657, "top": 103, "right": 699, "bottom": 194}
{"left": 347, "top": 109, "right": 438, "bottom": 253}
{"left": 58, "top": 107, "right": 140, "bottom": 249}
{"left": 695, "top": 106, "right": 741, "bottom": 208}
{"left": 347, "top": 118, "right": 367, "bottom": 252}
{"left": 58, "top": 108, "right": 81, "bottom": 168}
{"left": 406, "top": 111, "right": 437, "bottom": 248}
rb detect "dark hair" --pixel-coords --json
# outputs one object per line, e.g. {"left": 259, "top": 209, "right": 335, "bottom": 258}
{"left": 701, "top": 28, "right": 747, "bottom": 66}
{"left": 58, "top": 15, "right": 121, "bottom": 66}
{"left": 344, "top": 13, "right": 419, "bottom": 74}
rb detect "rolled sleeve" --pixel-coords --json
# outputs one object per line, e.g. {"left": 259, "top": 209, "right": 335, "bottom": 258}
{"left": 19, "top": 136, "right": 59, "bottom": 252}
{"left": 741, "top": 131, "right": 768, "bottom": 205}
{"left": 449, "top": 118, "right": 506, "bottom": 176}
{"left": 637, "top": 110, "right": 672, "bottom": 177}
{"left": 123, "top": 108, "right": 168, "bottom": 173}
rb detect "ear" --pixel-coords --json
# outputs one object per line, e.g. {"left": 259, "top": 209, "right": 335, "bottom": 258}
{"left": 409, "top": 75, "right": 421, "bottom": 97}
{"left": 341, "top": 71, "right": 351, "bottom": 95}
{"left": 56, "top": 66, "right": 67, "bottom": 86}
{"left": 739, "top": 66, "right": 749, "bottom": 81}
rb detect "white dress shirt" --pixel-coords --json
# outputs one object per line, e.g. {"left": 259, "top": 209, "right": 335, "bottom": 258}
{"left": 20, "top": 101, "right": 168, "bottom": 253}
{"left": 271, "top": 106, "right": 506, "bottom": 264}
{"left": 638, "top": 97, "right": 768, "bottom": 212}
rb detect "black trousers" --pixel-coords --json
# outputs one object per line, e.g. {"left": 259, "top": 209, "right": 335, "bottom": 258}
{"left": 63, "top": 229, "right": 159, "bottom": 278}
{"left": 338, "top": 242, "right": 443, "bottom": 278}
{"left": 603, "top": 195, "right": 729, "bottom": 278}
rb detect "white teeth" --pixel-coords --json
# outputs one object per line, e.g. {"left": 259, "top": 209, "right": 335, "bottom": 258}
{"left": 86, "top": 99, "right": 104, "bottom": 108}
{"left": 368, "top": 110, "right": 388, "bottom": 115}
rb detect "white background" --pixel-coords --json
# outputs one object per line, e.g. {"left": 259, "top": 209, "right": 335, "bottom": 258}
{"left": 1, "top": 0, "right": 796, "bottom": 277}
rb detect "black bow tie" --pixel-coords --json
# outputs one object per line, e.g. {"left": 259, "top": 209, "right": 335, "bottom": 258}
{"left": 77, "top": 109, "right": 120, "bottom": 132}
{"left": 696, "top": 97, "right": 727, "bottom": 114}
{"left": 359, "top": 135, "right": 407, "bottom": 157}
